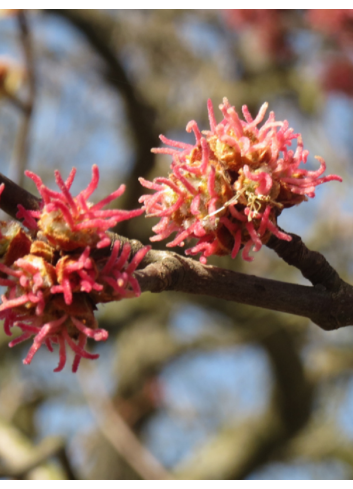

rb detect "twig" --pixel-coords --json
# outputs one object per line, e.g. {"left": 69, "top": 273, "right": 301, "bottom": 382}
{"left": 134, "top": 250, "right": 349, "bottom": 330}
{"left": 266, "top": 232, "right": 342, "bottom": 291}
{"left": 0, "top": 426, "right": 64, "bottom": 479}
{"left": 0, "top": 171, "right": 40, "bottom": 220}
{"left": 2, "top": 89, "right": 28, "bottom": 113}
{"left": 77, "top": 364, "right": 172, "bottom": 480}
{"left": 9, "top": 11, "right": 36, "bottom": 187}
{"left": 57, "top": 447, "right": 77, "bottom": 480}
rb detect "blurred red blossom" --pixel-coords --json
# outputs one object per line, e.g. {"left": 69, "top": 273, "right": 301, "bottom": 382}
{"left": 321, "top": 56, "right": 353, "bottom": 97}
{"left": 307, "top": 9, "right": 353, "bottom": 35}
{"left": 224, "top": 9, "right": 292, "bottom": 63}
{"left": 307, "top": 9, "right": 353, "bottom": 48}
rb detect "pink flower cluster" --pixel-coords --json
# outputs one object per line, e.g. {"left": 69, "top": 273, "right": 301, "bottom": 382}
{"left": 140, "top": 98, "right": 342, "bottom": 263}
{"left": 0, "top": 165, "right": 149, "bottom": 372}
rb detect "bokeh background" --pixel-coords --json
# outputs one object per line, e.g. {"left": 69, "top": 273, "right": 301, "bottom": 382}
{"left": 0, "top": 9, "right": 353, "bottom": 480}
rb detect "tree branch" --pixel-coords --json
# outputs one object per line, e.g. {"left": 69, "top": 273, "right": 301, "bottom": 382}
{"left": 78, "top": 364, "right": 172, "bottom": 480}
{"left": 1, "top": 171, "right": 352, "bottom": 332}
{"left": 0, "top": 171, "right": 40, "bottom": 220}
{"left": 267, "top": 232, "right": 342, "bottom": 291}
{"left": 9, "top": 11, "right": 36, "bottom": 187}
{"left": 0, "top": 415, "right": 66, "bottom": 479}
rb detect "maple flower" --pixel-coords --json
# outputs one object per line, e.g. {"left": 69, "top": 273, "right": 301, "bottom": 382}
{"left": 0, "top": 167, "right": 149, "bottom": 371}
{"left": 140, "top": 98, "right": 342, "bottom": 263}
{"left": 24, "top": 164, "right": 143, "bottom": 249}
{"left": 1, "top": 294, "right": 107, "bottom": 373}
{"left": 95, "top": 240, "right": 150, "bottom": 302}
{"left": 51, "top": 247, "right": 103, "bottom": 306}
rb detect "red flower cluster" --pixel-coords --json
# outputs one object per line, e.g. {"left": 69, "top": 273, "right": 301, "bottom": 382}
{"left": 224, "top": 9, "right": 291, "bottom": 63}
{"left": 307, "top": 9, "right": 353, "bottom": 45}
{"left": 140, "top": 98, "right": 342, "bottom": 263}
{"left": 0, "top": 166, "right": 149, "bottom": 372}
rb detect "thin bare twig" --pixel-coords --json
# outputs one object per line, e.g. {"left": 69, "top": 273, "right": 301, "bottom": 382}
{"left": 0, "top": 171, "right": 40, "bottom": 220}
{"left": 2, "top": 89, "right": 28, "bottom": 113}
{"left": 0, "top": 418, "right": 64, "bottom": 479}
{"left": 9, "top": 11, "right": 36, "bottom": 187}
{"left": 78, "top": 364, "right": 172, "bottom": 480}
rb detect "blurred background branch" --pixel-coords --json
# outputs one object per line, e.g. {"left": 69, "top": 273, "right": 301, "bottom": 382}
{"left": 78, "top": 364, "right": 172, "bottom": 480}
{"left": 8, "top": 10, "right": 36, "bottom": 187}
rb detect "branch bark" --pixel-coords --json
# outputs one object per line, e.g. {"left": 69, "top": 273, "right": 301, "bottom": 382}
{"left": 0, "top": 171, "right": 40, "bottom": 220}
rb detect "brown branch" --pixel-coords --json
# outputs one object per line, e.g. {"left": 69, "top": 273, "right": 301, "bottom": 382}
{"left": 0, "top": 172, "right": 40, "bottom": 220}
{"left": 57, "top": 447, "right": 77, "bottom": 480}
{"left": 267, "top": 232, "right": 342, "bottom": 291}
{"left": 2, "top": 89, "right": 28, "bottom": 113}
{"left": 135, "top": 251, "right": 329, "bottom": 321}
{"left": 134, "top": 244, "right": 353, "bottom": 331}
{"left": 0, "top": 172, "right": 352, "bottom": 332}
